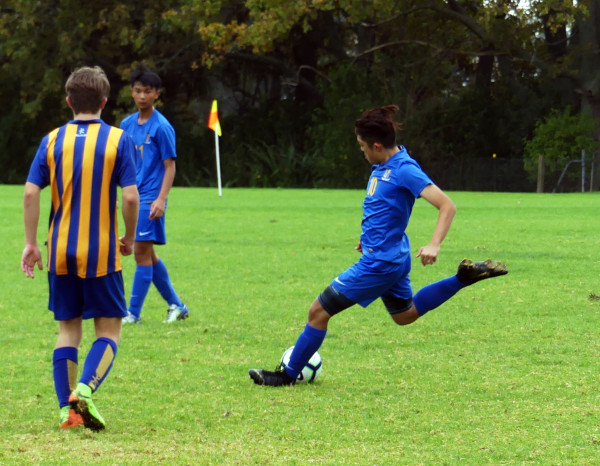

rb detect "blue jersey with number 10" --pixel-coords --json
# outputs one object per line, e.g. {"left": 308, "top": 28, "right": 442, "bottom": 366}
{"left": 360, "top": 146, "right": 433, "bottom": 264}
{"left": 120, "top": 108, "right": 177, "bottom": 203}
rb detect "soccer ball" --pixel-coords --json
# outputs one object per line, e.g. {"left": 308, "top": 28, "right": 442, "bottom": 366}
{"left": 280, "top": 346, "right": 322, "bottom": 383}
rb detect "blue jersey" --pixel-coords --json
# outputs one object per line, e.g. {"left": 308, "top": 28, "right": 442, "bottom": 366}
{"left": 360, "top": 146, "right": 433, "bottom": 264}
{"left": 120, "top": 108, "right": 177, "bottom": 203}
{"left": 27, "top": 119, "right": 137, "bottom": 278}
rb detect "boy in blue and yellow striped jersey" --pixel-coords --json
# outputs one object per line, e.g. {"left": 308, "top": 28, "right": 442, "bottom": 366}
{"left": 21, "top": 66, "right": 139, "bottom": 430}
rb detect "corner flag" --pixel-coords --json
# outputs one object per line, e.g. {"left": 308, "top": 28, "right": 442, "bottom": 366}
{"left": 208, "top": 100, "right": 222, "bottom": 137}
{"left": 208, "top": 100, "right": 223, "bottom": 196}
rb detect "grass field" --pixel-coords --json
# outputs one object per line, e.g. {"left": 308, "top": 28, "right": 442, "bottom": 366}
{"left": 1, "top": 185, "right": 599, "bottom": 464}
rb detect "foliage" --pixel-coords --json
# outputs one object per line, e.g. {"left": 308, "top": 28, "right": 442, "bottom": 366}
{"left": 213, "top": 99, "right": 320, "bottom": 187}
{"left": 523, "top": 106, "right": 600, "bottom": 184}
{"left": 3, "top": 186, "right": 600, "bottom": 462}
{"left": 236, "top": 141, "right": 319, "bottom": 188}
{"left": 306, "top": 65, "right": 383, "bottom": 188}
{"left": 1, "top": 1, "right": 599, "bottom": 190}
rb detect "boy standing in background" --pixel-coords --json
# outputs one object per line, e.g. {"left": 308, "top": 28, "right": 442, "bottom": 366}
{"left": 120, "top": 69, "right": 189, "bottom": 324}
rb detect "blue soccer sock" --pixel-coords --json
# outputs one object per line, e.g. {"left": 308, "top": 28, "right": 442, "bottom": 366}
{"left": 79, "top": 338, "right": 117, "bottom": 392}
{"left": 53, "top": 347, "right": 78, "bottom": 408}
{"left": 285, "top": 324, "right": 327, "bottom": 379}
{"left": 128, "top": 265, "right": 153, "bottom": 317}
{"left": 412, "top": 275, "right": 466, "bottom": 316}
{"left": 152, "top": 259, "right": 183, "bottom": 307}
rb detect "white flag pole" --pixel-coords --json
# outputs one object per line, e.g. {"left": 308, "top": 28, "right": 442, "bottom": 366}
{"left": 215, "top": 130, "right": 222, "bottom": 197}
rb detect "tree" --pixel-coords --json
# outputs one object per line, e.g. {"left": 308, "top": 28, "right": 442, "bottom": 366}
{"left": 523, "top": 106, "right": 600, "bottom": 190}
{"left": 0, "top": 0, "right": 209, "bottom": 183}
{"left": 2, "top": 1, "right": 598, "bottom": 190}
{"left": 184, "top": 1, "right": 592, "bottom": 166}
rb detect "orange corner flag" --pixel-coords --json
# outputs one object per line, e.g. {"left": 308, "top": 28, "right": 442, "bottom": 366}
{"left": 208, "top": 100, "right": 222, "bottom": 137}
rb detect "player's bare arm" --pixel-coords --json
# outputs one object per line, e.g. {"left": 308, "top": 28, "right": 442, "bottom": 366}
{"left": 22, "top": 182, "right": 43, "bottom": 278}
{"left": 149, "top": 158, "right": 175, "bottom": 220}
{"left": 416, "top": 184, "right": 456, "bottom": 266}
{"left": 119, "top": 184, "right": 140, "bottom": 256}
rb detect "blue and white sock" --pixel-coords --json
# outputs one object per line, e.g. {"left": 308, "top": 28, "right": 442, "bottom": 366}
{"left": 152, "top": 259, "right": 183, "bottom": 307}
{"left": 285, "top": 324, "right": 327, "bottom": 379}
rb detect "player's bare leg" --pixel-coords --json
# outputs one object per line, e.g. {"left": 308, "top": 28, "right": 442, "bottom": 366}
{"left": 134, "top": 240, "right": 156, "bottom": 266}
{"left": 307, "top": 299, "right": 331, "bottom": 330}
{"left": 55, "top": 317, "right": 83, "bottom": 348}
{"left": 391, "top": 307, "right": 420, "bottom": 326}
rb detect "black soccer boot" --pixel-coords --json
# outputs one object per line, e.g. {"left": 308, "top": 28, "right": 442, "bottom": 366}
{"left": 249, "top": 368, "right": 296, "bottom": 386}
{"left": 456, "top": 259, "right": 508, "bottom": 285}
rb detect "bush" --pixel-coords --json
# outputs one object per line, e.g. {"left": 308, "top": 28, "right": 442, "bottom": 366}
{"left": 523, "top": 106, "right": 600, "bottom": 186}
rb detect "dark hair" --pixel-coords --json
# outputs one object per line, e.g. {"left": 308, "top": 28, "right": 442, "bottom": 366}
{"left": 129, "top": 69, "right": 161, "bottom": 89}
{"left": 65, "top": 66, "right": 110, "bottom": 114}
{"left": 354, "top": 105, "right": 401, "bottom": 149}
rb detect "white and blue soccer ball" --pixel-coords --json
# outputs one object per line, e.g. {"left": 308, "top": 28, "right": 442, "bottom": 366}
{"left": 280, "top": 346, "right": 322, "bottom": 383}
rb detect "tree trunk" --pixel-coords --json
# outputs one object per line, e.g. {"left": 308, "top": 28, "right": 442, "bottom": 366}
{"left": 576, "top": 0, "right": 600, "bottom": 190}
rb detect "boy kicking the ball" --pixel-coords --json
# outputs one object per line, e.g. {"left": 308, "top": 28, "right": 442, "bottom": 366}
{"left": 249, "top": 105, "right": 508, "bottom": 386}
{"left": 21, "top": 66, "right": 139, "bottom": 429}
{"left": 120, "top": 69, "right": 189, "bottom": 324}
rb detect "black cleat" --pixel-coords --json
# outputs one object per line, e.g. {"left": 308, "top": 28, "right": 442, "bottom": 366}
{"left": 249, "top": 368, "right": 296, "bottom": 386}
{"left": 456, "top": 259, "right": 508, "bottom": 285}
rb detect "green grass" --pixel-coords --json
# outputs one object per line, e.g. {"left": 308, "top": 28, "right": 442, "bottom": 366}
{"left": 2, "top": 185, "right": 600, "bottom": 464}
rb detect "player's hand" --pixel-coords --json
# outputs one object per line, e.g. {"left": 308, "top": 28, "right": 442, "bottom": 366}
{"left": 355, "top": 240, "right": 362, "bottom": 254}
{"left": 416, "top": 244, "right": 440, "bottom": 266}
{"left": 119, "top": 235, "right": 134, "bottom": 256}
{"left": 21, "top": 244, "right": 43, "bottom": 278}
{"left": 149, "top": 198, "right": 166, "bottom": 220}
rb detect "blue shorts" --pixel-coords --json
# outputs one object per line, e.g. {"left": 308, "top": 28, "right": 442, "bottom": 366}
{"left": 48, "top": 272, "right": 127, "bottom": 321}
{"left": 136, "top": 203, "right": 166, "bottom": 244}
{"left": 330, "top": 255, "right": 413, "bottom": 308}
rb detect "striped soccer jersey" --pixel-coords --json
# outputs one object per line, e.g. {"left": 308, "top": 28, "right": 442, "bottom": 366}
{"left": 27, "top": 119, "right": 137, "bottom": 278}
